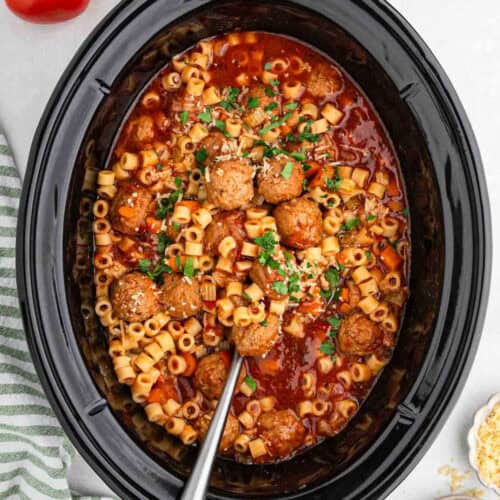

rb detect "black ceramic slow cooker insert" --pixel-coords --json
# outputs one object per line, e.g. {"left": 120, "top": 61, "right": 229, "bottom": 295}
{"left": 17, "top": 1, "right": 491, "bottom": 499}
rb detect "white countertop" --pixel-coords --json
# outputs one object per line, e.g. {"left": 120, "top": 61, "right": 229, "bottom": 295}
{"left": 1, "top": 1, "right": 499, "bottom": 498}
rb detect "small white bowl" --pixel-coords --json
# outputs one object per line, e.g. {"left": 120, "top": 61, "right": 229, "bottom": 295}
{"left": 467, "top": 392, "right": 500, "bottom": 495}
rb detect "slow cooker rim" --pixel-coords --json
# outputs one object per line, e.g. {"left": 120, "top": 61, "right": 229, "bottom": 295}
{"left": 16, "top": 1, "right": 491, "bottom": 499}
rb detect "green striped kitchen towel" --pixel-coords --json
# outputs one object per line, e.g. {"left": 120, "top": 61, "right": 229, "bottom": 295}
{"left": 0, "top": 133, "right": 113, "bottom": 500}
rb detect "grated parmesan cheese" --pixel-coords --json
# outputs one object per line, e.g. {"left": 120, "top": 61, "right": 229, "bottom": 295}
{"left": 476, "top": 402, "right": 500, "bottom": 489}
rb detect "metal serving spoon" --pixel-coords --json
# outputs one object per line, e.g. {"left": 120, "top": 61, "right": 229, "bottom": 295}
{"left": 179, "top": 349, "right": 243, "bottom": 500}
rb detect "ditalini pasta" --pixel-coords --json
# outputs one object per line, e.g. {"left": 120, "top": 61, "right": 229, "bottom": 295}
{"left": 92, "top": 32, "right": 409, "bottom": 464}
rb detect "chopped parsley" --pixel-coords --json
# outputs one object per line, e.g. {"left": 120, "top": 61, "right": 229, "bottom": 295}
{"left": 265, "top": 101, "right": 278, "bottom": 112}
{"left": 343, "top": 217, "right": 361, "bottom": 231}
{"left": 285, "top": 102, "right": 299, "bottom": 110}
{"left": 264, "top": 62, "right": 272, "bottom": 71}
{"left": 291, "top": 150, "right": 305, "bottom": 162}
{"left": 156, "top": 188, "right": 182, "bottom": 219}
{"left": 215, "top": 119, "right": 226, "bottom": 132}
{"left": 247, "top": 97, "right": 259, "bottom": 109}
{"left": 401, "top": 208, "right": 409, "bottom": 216}
{"left": 264, "top": 87, "right": 277, "bottom": 97}
{"left": 175, "top": 177, "right": 182, "bottom": 188}
{"left": 156, "top": 163, "right": 163, "bottom": 171}
{"left": 259, "top": 111, "right": 292, "bottom": 135}
{"left": 198, "top": 110, "right": 212, "bottom": 123}
{"left": 302, "top": 163, "right": 311, "bottom": 173}
{"left": 254, "top": 231, "right": 277, "bottom": 253}
{"left": 244, "top": 376, "right": 257, "bottom": 391}
{"left": 325, "top": 267, "right": 340, "bottom": 288}
{"left": 179, "top": 110, "right": 189, "bottom": 125}
{"left": 271, "top": 281, "right": 288, "bottom": 295}
{"left": 195, "top": 148, "right": 207, "bottom": 174}
{"left": 281, "top": 161, "right": 294, "bottom": 180}
{"left": 269, "top": 79, "right": 280, "bottom": 86}
{"left": 260, "top": 319, "right": 268, "bottom": 327}
{"left": 242, "top": 292, "right": 252, "bottom": 302}
{"left": 183, "top": 256, "right": 195, "bottom": 278}
{"left": 138, "top": 258, "right": 172, "bottom": 283}
{"left": 366, "top": 214, "right": 377, "bottom": 222}
{"left": 327, "top": 316, "right": 341, "bottom": 329}
{"left": 157, "top": 232, "right": 170, "bottom": 254}
{"left": 365, "top": 251, "right": 372, "bottom": 260}
{"left": 319, "top": 341, "right": 336, "bottom": 355}
{"left": 172, "top": 222, "right": 181, "bottom": 231}
{"left": 220, "top": 87, "right": 241, "bottom": 111}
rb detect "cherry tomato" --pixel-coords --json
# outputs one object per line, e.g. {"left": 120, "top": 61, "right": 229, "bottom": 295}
{"left": 5, "top": 0, "right": 89, "bottom": 23}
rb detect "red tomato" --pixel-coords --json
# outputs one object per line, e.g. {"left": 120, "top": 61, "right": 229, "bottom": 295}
{"left": 5, "top": 0, "right": 89, "bottom": 23}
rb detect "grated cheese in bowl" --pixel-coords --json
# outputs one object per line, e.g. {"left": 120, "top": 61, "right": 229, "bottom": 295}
{"left": 467, "top": 393, "right": 500, "bottom": 495}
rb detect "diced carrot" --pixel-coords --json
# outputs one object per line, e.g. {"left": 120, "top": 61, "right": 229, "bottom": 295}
{"left": 340, "top": 287, "right": 350, "bottom": 302}
{"left": 336, "top": 251, "right": 348, "bottom": 265}
{"left": 257, "top": 357, "right": 280, "bottom": 375}
{"left": 167, "top": 255, "right": 186, "bottom": 271}
{"left": 146, "top": 216, "right": 162, "bottom": 234}
{"left": 388, "top": 200, "right": 404, "bottom": 212}
{"left": 298, "top": 300, "right": 323, "bottom": 315}
{"left": 303, "top": 160, "right": 322, "bottom": 178}
{"left": 339, "top": 303, "right": 351, "bottom": 315}
{"left": 181, "top": 353, "right": 197, "bottom": 377}
{"left": 380, "top": 244, "right": 402, "bottom": 271}
{"left": 281, "top": 124, "right": 292, "bottom": 135}
{"left": 386, "top": 178, "right": 400, "bottom": 197}
{"left": 118, "top": 206, "right": 135, "bottom": 218}
{"left": 147, "top": 380, "right": 178, "bottom": 404}
{"left": 219, "top": 350, "right": 231, "bottom": 370}
{"left": 176, "top": 200, "right": 200, "bottom": 212}
{"left": 309, "top": 165, "right": 334, "bottom": 188}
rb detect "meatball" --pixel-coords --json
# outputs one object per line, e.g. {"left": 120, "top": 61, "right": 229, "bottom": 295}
{"left": 204, "top": 210, "right": 246, "bottom": 257}
{"left": 274, "top": 197, "right": 322, "bottom": 249}
{"left": 110, "top": 182, "right": 153, "bottom": 235}
{"left": 257, "top": 157, "right": 304, "bottom": 204}
{"left": 307, "top": 63, "right": 343, "bottom": 98}
{"left": 161, "top": 273, "right": 202, "bottom": 319}
{"left": 249, "top": 260, "right": 286, "bottom": 300}
{"left": 206, "top": 159, "right": 254, "bottom": 210}
{"left": 338, "top": 313, "right": 382, "bottom": 355}
{"left": 194, "top": 353, "right": 228, "bottom": 400}
{"left": 195, "top": 411, "right": 240, "bottom": 453}
{"left": 233, "top": 314, "right": 280, "bottom": 356}
{"left": 199, "top": 131, "right": 231, "bottom": 161}
{"left": 110, "top": 271, "right": 159, "bottom": 322}
{"left": 258, "top": 409, "right": 306, "bottom": 457}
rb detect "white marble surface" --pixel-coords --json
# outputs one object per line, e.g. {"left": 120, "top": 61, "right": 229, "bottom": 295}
{"left": 0, "top": 1, "right": 499, "bottom": 498}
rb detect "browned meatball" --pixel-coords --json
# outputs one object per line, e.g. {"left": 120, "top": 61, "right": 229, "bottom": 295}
{"left": 161, "top": 273, "right": 202, "bottom": 319}
{"left": 195, "top": 411, "right": 240, "bottom": 453}
{"left": 338, "top": 313, "right": 382, "bottom": 355}
{"left": 258, "top": 409, "right": 306, "bottom": 457}
{"left": 257, "top": 157, "right": 304, "bottom": 204}
{"left": 110, "top": 271, "right": 159, "bottom": 322}
{"left": 206, "top": 159, "right": 254, "bottom": 210}
{"left": 307, "top": 63, "right": 343, "bottom": 98}
{"left": 233, "top": 314, "right": 280, "bottom": 356}
{"left": 199, "top": 131, "right": 231, "bottom": 161}
{"left": 249, "top": 260, "right": 286, "bottom": 300}
{"left": 274, "top": 197, "right": 322, "bottom": 249}
{"left": 194, "top": 353, "right": 228, "bottom": 400}
{"left": 204, "top": 210, "right": 246, "bottom": 257}
{"left": 110, "top": 182, "right": 153, "bottom": 235}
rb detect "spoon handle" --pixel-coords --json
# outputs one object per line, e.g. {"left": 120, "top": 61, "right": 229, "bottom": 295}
{"left": 179, "top": 350, "right": 243, "bottom": 500}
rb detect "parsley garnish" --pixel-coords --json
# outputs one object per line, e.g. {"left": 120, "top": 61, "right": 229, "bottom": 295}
{"left": 365, "top": 251, "right": 372, "bottom": 260}
{"left": 215, "top": 119, "right": 225, "bottom": 132}
{"left": 260, "top": 319, "right": 268, "bottom": 326}
{"left": 248, "top": 97, "right": 259, "bottom": 109}
{"left": 183, "top": 256, "right": 195, "bottom": 278}
{"left": 271, "top": 281, "right": 287, "bottom": 295}
{"left": 138, "top": 259, "right": 151, "bottom": 273}
{"left": 327, "top": 316, "right": 341, "bottom": 329}
{"left": 285, "top": 102, "right": 299, "bottom": 110}
{"left": 175, "top": 177, "right": 182, "bottom": 188}
{"left": 291, "top": 150, "right": 305, "bottom": 162}
{"left": 265, "top": 102, "right": 278, "bottom": 112}
{"left": 264, "top": 62, "right": 272, "bottom": 71}
{"left": 138, "top": 258, "right": 172, "bottom": 283}
{"left": 325, "top": 267, "right": 340, "bottom": 288}
{"left": 264, "top": 87, "right": 277, "bottom": 97}
{"left": 196, "top": 148, "right": 207, "bottom": 175}
{"left": 259, "top": 112, "right": 292, "bottom": 135}
{"left": 343, "top": 217, "right": 361, "bottom": 231}
{"left": 242, "top": 292, "right": 252, "bottom": 302}
{"left": 179, "top": 110, "right": 189, "bottom": 125}
{"left": 156, "top": 188, "right": 182, "bottom": 219}
{"left": 269, "top": 79, "right": 280, "bottom": 86}
{"left": 401, "top": 208, "right": 409, "bottom": 216}
{"left": 157, "top": 232, "right": 170, "bottom": 254}
{"left": 366, "top": 214, "right": 377, "bottom": 222}
{"left": 244, "top": 376, "right": 257, "bottom": 391}
{"left": 198, "top": 110, "right": 212, "bottom": 123}
{"left": 281, "top": 161, "right": 294, "bottom": 180}
{"left": 156, "top": 163, "right": 163, "bottom": 171}
{"left": 254, "top": 231, "right": 277, "bottom": 253}
{"left": 320, "top": 341, "right": 336, "bottom": 355}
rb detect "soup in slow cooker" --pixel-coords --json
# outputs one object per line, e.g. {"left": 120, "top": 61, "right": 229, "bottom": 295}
{"left": 92, "top": 32, "right": 409, "bottom": 463}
